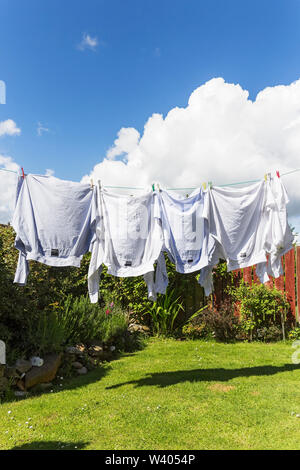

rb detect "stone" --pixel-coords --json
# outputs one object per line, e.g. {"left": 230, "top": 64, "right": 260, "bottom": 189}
{"left": 0, "top": 377, "right": 9, "bottom": 391}
{"left": 129, "top": 324, "right": 140, "bottom": 332}
{"left": 65, "top": 346, "right": 78, "bottom": 355}
{"left": 14, "top": 391, "right": 27, "bottom": 397}
{"left": 16, "top": 379, "right": 26, "bottom": 391}
{"left": 24, "top": 354, "right": 62, "bottom": 390}
{"left": 77, "top": 367, "right": 87, "bottom": 375}
{"left": 65, "top": 345, "right": 85, "bottom": 356}
{"left": 30, "top": 356, "right": 44, "bottom": 367}
{"left": 75, "top": 343, "right": 86, "bottom": 353}
{"left": 71, "top": 361, "right": 83, "bottom": 369}
{"left": 15, "top": 359, "right": 32, "bottom": 374}
{"left": 88, "top": 345, "right": 103, "bottom": 357}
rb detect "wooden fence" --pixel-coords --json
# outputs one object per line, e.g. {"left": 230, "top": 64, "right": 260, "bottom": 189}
{"left": 213, "top": 247, "right": 300, "bottom": 321}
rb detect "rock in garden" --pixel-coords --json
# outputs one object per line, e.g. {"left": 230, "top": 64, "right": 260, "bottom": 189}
{"left": 14, "top": 391, "right": 27, "bottom": 397}
{"left": 65, "top": 345, "right": 85, "bottom": 356}
{"left": 65, "top": 346, "right": 78, "bottom": 355}
{"left": 0, "top": 377, "right": 9, "bottom": 391}
{"left": 16, "top": 379, "right": 26, "bottom": 391}
{"left": 15, "top": 359, "right": 32, "bottom": 374}
{"left": 75, "top": 343, "right": 86, "bottom": 353}
{"left": 30, "top": 356, "right": 44, "bottom": 367}
{"left": 88, "top": 345, "right": 103, "bottom": 357}
{"left": 128, "top": 323, "right": 143, "bottom": 332}
{"left": 71, "top": 361, "right": 83, "bottom": 369}
{"left": 77, "top": 367, "right": 87, "bottom": 375}
{"left": 25, "top": 354, "right": 62, "bottom": 389}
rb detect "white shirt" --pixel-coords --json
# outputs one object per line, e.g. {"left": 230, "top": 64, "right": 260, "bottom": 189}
{"left": 88, "top": 186, "right": 163, "bottom": 303}
{"left": 12, "top": 174, "right": 95, "bottom": 285}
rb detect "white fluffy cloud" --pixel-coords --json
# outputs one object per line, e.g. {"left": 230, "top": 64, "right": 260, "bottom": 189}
{"left": 77, "top": 33, "right": 98, "bottom": 51}
{"left": 0, "top": 119, "right": 21, "bottom": 137}
{"left": 0, "top": 155, "right": 19, "bottom": 223}
{"left": 82, "top": 78, "right": 300, "bottom": 224}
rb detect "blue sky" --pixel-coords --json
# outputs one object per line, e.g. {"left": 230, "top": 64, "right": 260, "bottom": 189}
{"left": 1, "top": 0, "right": 300, "bottom": 181}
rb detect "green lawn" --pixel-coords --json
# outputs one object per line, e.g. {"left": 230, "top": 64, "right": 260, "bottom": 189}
{"left": 1, "top": 338, "right": 300, "bottom": 450}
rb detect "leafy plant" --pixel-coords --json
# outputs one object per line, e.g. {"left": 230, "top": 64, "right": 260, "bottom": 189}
{"left": 146, "top": 288, "right": 184, "bottom": 336}
{"left": 229, "top": 281, "right": 290, "bottom": 341}
{"left": 288, "top": 327, "right": 300, "bottom": 341}
{"left": 201, "top": 299, "right": 241, "bottom": 342}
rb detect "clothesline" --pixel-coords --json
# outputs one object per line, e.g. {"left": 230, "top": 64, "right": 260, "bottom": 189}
{"left": 0, "top": 166, "right": 299, "bottom": 190}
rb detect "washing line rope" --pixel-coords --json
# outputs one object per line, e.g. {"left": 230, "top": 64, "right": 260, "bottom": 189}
{"left": 0, "top": 167, "right": 299, "bottom": 190}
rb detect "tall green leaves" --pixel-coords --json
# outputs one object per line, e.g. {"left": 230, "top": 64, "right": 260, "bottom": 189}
{"left": 146, "top": 288, "right": 184, "bottom": 336}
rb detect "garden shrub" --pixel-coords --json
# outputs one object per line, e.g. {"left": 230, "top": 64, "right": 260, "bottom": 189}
{"left": 288, "top": 327, "right": 300, "bottom": 341}
{"left": 230, "top": 281, "right": 291, "bottom": 341}
{"left": 182, "top": 316, "right": 212, "bottom": 339}
{"left": 200, "top": 299, "right": 241, "bottom": 342}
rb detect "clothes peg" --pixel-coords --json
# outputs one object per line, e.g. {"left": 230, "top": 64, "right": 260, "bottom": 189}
{"left": 208, "top": 181, "right": 212, "bottom": 189}
{"left": 276, "top": 170, "right": 280, "bottom": 178}
{"left": 152, "top": 184, "right": 155, "bottom": 192}
{"left": 21, "top": 167, "right": 25, "bottom": 179}
{"left": 90, "top": 178, "right": 94, "bottom": 189}
{"left": 264, "top": 174, "right": 267, "bottom": 182}
{"left": 202, "top": 182, "right": 207, "bottom": 190}
{"left": 156, "top": 183, "right": 161, "bottom": 192}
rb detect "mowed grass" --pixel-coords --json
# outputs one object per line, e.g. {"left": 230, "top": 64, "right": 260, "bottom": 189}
{"left": 1, "top": 338, "right": 300, "bottom": 450}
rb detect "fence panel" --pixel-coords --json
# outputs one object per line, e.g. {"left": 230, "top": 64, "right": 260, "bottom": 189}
{"left": 208, "top": 248, "right": 298, "bottom": 320}
{"left": 285, "top": 249, "right": 296, "bottom": 317}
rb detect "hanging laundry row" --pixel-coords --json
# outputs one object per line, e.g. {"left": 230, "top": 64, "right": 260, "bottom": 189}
{"left": 11, "top": 173, "right": 293, "bottom": 301}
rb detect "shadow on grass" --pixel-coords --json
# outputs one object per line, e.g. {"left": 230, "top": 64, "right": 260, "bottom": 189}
{"left": 106, "top": 363, "right": 300, "bottom": 389}
{"left": 10, "top": 440, "right": 88, "bottom": 450}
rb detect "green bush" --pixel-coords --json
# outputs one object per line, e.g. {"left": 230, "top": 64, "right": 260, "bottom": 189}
{"left": 0, "top": 225, "right": 206, "bottom": 354}
{"left": 201, "top": 299, "right": 241, "bottom": 342}
{"left": 230, "top": 281, "right": 291, "bottom": 341}
{"left": 288, "top": 327, "right": 300, "bottom": 341}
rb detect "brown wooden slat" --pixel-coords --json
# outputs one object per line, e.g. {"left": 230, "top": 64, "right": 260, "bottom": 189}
{"left": 296, "top": 246, "right": 300, "bottom": 321}
{"left": 274, "top": 256, "right": 284, "bottom": 293}
{"left": 243, "top": 266, "right": 252, "bottom": 285}
{"left": 285, "top": 248, "right": 296, "bottom": 317}
{"left": 253, "top": 266, "right": 260, "bottom": 284}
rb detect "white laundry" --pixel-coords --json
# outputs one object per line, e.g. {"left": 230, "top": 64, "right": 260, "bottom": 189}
{"left": 154, "top": 188, "right": 213, "bottom": 295}
{"left": 256, "top": 176, "right": 294, "bottom": 280}
{"left": 88, "top": 186, "right": 163, "bottom": 303}
{"left": 199, "top": 177, "right": 294, "bottom": 295}
{"left": 12, "top": 174, "right": 95, "bottom": 285}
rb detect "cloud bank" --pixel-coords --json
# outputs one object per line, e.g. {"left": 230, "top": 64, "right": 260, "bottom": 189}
{"left": 1, "top": 78, "right": 300, "bottom": 229}
{"left": 82, "top": 77, "right": 300, "bottom": 221}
